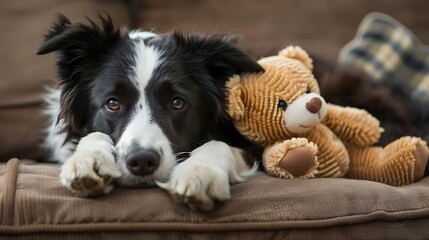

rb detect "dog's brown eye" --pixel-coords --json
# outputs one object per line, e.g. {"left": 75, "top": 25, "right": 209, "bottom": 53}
{"left": 172, "top": 97, "right": 185, "bottom": 110}
{"left": 306, "top": 87, "right": 311, "bottom": 94}
{"left": 106, "top": 98, "right": 120, "bottom": 111}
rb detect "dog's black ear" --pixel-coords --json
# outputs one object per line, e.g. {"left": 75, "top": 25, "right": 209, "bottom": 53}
{"left": 37, "top": 14, "right": 125, "bottom": 132}
{"left": 36, "top": 14, "right": 123, "bottom": 79}
{"left": 36, "top": 14, "right": 73, "bottom": 55}
{"left": 173, "top": 32, "right": 264, "bottom": 81}
{"left": 36, "top": 14, "right": 122, "bottom": 55}
{"left": 205, "top": 39, "right": 264, "bottom": 80}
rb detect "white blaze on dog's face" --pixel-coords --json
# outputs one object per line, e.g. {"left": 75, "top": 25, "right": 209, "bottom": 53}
{"left": 114, "top": 32, "right": 177, "bottom": 187}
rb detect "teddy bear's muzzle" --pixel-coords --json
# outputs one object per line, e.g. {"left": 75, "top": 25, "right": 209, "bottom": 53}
{"left": 284, "top": 93, "right": 327, "bottom": 134}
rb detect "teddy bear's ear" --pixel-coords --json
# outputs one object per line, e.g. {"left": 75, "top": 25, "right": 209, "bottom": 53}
{"left": 226, "top": 75, "right": 245, "bottom": 121}
{"left": 278, "top": 46, "right": 314, "bottom": 71}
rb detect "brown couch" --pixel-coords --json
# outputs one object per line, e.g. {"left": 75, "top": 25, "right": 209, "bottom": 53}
{"left": 1, "top": 1, "right": 429, "bottom": 239}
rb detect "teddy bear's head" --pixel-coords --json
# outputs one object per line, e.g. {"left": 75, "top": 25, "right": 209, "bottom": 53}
{"left": 226, "top": 46, "right": 327, "bottom": 145}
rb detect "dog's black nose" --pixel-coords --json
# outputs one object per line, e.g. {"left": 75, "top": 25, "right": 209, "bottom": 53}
{"left": 125, "top": 148, "right": 160, "bottom": 176}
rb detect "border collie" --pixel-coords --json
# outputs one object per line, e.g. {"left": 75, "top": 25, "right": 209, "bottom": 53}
{"left": 37, "top": 14, "right": 263, "bottom": 211}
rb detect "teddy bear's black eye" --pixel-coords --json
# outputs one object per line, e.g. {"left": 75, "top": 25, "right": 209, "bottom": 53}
{"left": 278, "top": 100, "right": 288, "bottom": 111}
{"left": 306, "top": 87, "right": 311, "bottom": 94}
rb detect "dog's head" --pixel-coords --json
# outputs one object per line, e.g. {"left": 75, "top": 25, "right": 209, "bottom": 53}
{"left": 37, "top": 14, "right": 263, "bottom": 187}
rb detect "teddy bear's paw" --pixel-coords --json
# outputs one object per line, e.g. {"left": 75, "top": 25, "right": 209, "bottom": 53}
{"left": 279, "top": 147, "right": 318, "bottom": 177}
{"left": 160, "top": 160, "right": 230, "bottom": 211}
{"left": 60, "top": 132, "right": 122, "bottom": 197}
{"left": 263, "top": 138, "right": 319, "bottom": 179}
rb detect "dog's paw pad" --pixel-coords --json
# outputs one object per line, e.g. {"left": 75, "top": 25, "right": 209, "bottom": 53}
{"left": 62, "top": 164, "right": 118, "bottom": 197}
{"left": 67, "top": 175, "right": 114, "bottom": 197}
{"left": 71, "top": 177, "right": 100, "bottom": 191}
{"left": 102, "top": 175, "right": 113, "bottom": 185}
{"left": 81, "top": 177, "right": 98, "bottom": 189}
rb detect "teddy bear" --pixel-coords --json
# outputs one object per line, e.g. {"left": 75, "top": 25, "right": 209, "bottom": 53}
{"left": 226, "top": 46, "right": 429, "bottom": 186}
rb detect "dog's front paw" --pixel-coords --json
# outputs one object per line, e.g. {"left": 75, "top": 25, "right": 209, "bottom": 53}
{"left": 60, "top": 132, "right": 122, "bottom": 197}
{"left": 159, "top": 161, "right": 230, "bottom": 211}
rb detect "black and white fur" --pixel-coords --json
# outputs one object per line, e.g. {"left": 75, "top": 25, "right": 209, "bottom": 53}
{"left": 37, "top": 15, "right": 263, "bottom": 210}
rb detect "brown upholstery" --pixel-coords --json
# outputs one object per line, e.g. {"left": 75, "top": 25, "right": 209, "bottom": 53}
{"left": 1, "top": 159, "right": 429, "bottom": 239}
{"left": 1, "top": 0, "right": 429, "bottom": 239}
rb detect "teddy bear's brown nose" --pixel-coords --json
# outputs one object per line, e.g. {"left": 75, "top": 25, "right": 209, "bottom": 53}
{"left": 306, "top": 97, "right": 322, "bottom": 113}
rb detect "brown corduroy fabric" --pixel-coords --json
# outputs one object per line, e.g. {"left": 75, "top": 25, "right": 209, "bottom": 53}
{"left": 1, "top": 159, "right": 429, "bottom": 239}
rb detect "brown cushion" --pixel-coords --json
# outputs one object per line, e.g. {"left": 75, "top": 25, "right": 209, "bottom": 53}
{"left": 1, "top": 159, "right": 428, "bottom": 239}
{"left": 0, "top": 0, "right": 129, "bottom": 161}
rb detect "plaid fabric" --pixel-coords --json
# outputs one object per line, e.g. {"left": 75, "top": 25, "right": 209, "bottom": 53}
{"left": 339, "top": 12, "right": 429, "bottom": 104}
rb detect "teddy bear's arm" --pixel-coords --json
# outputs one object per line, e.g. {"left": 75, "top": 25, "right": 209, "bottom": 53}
{"left": 306, "top": 124, "right": 350, "bottom": 178}
{"left": 322, "top": 104, "right": 383, "bottom": 147}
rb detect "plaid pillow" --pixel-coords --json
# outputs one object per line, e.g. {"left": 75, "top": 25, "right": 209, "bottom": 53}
{"left": 339, "top": 12, "right": 429, "bottom": 104}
